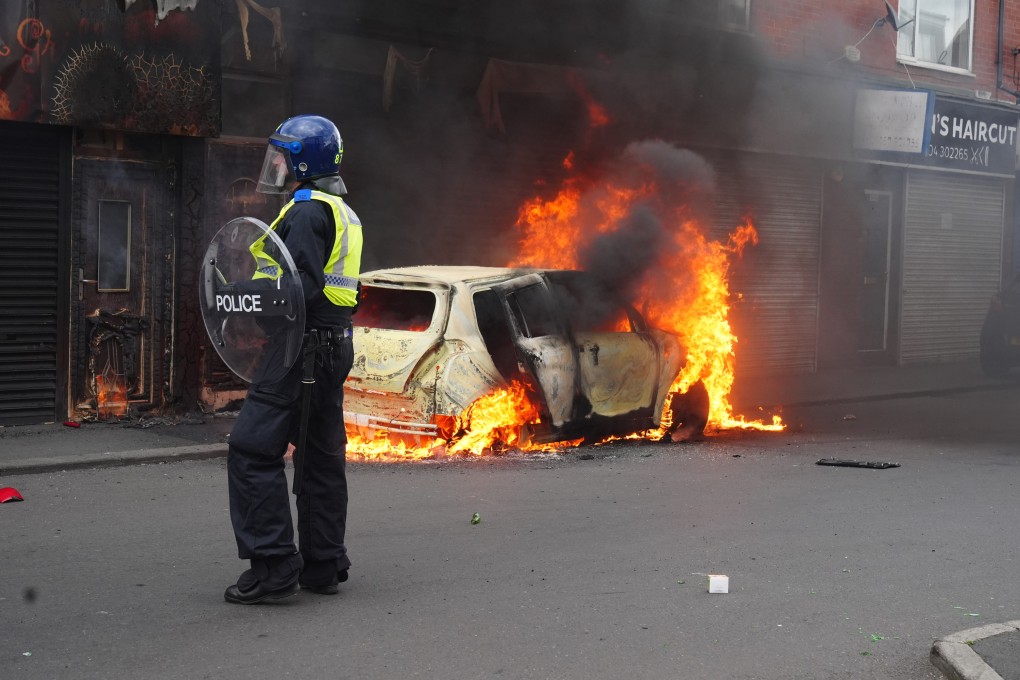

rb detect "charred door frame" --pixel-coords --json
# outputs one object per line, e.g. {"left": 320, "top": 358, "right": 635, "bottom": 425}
{"left": 70, "top": 156, "right": 176, "bottom": 417}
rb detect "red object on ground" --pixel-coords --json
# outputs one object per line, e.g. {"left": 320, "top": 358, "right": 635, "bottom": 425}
{"left": 63, "top": 420, "right": 81, "bottom": 428}
{"left": 0, "top": 487, "right": 24, "bottom": 503}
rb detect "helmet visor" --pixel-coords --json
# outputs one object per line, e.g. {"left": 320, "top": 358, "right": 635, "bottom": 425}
{"left": 256, "top": 144, "right": 293, "bottom": 194}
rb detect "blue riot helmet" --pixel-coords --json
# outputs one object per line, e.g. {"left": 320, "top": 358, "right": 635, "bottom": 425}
{"left": 256, "top": 114, "right": 347, "bottom": 195}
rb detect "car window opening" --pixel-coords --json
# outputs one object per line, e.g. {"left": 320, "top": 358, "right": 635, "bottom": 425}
{"left": 506, "top": 285, "right": 559, "bottom": 338}
{"left": 473, "top": 289, "right": 518, "bottom": 380}
{"left": 357, "top": 286, "right": 436, "bottom": 331}
{"left": 547, "top": 275, "right": 636, "bottom": 333}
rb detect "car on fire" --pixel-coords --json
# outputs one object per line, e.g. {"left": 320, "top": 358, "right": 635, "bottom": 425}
{"left": 979, "top": 272, "right": 1020, "bottom": 377}
{"left": 343, "top": 266, "right": 709, "bottom": 448}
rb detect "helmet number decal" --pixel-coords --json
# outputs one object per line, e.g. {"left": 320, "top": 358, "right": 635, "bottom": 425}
{"left": 334, "top": 153, "right": 341, "bottom": 164}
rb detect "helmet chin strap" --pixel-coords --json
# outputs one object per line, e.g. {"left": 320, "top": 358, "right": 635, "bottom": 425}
{"left": 311, "top": 175, "right": 348, "bottom": 196}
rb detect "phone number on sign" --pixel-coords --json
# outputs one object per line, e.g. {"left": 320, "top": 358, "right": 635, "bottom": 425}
{"left": 926, "top": 144, "right": 971, "bottom": 161}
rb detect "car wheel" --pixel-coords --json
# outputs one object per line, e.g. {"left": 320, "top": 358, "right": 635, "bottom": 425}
{"left": 667, "top": 380, "right": 709, "bottom": 441}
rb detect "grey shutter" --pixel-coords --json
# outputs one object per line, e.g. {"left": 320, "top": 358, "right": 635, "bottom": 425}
{"left": 712, "top": 154, "right": 822, "bottom": 373}
{"left": 900, "top": 171, "right": 1005, "bottom": 363}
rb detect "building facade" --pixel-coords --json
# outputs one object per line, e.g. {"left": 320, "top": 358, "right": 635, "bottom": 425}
{"left": 718, "top": 0, "right": 1020, "bottom": 374}
{"left": 0, "top": 0, "right": 1017, "bottom": 425}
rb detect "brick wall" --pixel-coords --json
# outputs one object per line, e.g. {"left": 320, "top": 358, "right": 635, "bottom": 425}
{"left": 753, "top": 0, "right": 1020, "bottom": 101}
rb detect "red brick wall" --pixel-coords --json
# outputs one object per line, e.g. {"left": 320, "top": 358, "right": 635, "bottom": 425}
{"left": 753, "top": 0, "right": 1020, "bottom": 101}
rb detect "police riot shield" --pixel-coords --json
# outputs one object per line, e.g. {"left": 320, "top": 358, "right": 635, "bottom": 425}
{"left": 199, "top": 217, "right": 305, "bottom": 384}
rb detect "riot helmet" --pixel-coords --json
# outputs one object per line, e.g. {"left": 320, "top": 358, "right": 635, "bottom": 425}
{"left": 257, "top": 114, "right": 347, "bottom": 195}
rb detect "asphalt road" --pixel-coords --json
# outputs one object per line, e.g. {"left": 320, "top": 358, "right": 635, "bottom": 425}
{"left": 3, "top": 388, "right": 1019, "bottom": 679}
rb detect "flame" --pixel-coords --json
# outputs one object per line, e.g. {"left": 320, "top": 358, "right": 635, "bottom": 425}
{"left": 345, "top": 381, "right": 579, "bottom": 462}
{"left": 508, "top": 153, "right": 783, "bottom": 435}
{"left": 567, "top": 71, "right": 610, "bottom": 131}
{"left": 96, "top": 375, "right": 128, "bottom": 419}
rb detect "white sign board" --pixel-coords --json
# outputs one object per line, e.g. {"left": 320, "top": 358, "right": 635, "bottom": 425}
{"left": 853, "top": 89, "right": 932, "bottom": 154}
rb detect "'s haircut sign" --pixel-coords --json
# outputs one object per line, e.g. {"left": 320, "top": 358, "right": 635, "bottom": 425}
{"left": 855, "top": 89, "right": 1019, "bottom": 175}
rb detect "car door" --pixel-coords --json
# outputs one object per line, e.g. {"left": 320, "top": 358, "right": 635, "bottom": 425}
{"left": 493, "top": 274, "right": 578, "bottom": 428}
{"left": 544, "top": 273, "right": 659, "bottom": 418}
{"left": 573, "top": 315, "right": 659, "bottom": 418}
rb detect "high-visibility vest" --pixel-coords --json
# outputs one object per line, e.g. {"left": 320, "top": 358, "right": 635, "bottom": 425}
{"left": 250, "top": 188, "right": 363, "bottom": 307}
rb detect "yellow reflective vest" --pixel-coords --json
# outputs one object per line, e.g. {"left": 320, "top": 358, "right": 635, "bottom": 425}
{"left": 250, "top": 188, "right": 363, "bottom": 307}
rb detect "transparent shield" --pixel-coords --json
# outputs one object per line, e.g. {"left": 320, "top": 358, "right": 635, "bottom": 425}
{"left": 199, "top": 217, "right": 305, "bottom": 384}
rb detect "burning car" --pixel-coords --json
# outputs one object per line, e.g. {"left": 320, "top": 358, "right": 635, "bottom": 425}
{"left": 343, "top": 266, "right": 709, "bottom": 453}
{"left": 979, "top": 273, "right": 1020, "bottom": 377}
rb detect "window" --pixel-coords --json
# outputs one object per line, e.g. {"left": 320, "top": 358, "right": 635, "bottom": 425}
{"left": 98, "top": 200, "right": 131, "bottom": 292}
{"left": 719, "top": 0, "right": 750, "bottom": 31}
{"left": 356, "top": 286, "right": 436, "bottom": 332}
{"left": 685, "top": 0, "right": 751, "bottom": 31}
{"left": 896, "top": 0, "right": 973, "bottom": 73}
{"left": 505, "top": 285, "right": 559, "bottom": 338}
{"left": 473, "top": 289, "right": 518, "bottom": 379}
{"left": 546, "top": 274, "right": 638, "bottom": 333}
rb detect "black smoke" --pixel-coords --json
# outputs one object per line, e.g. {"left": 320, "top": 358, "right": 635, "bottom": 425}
{"left": 574, "top": 139, "right": 715, "bottom": 307}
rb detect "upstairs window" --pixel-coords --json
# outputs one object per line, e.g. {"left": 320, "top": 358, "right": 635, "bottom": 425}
{"left": 681, "top": 0, "right": 750, "bottom": 31}
{"left": 719, "top": 0, "right": 751, "bottom": 31}
{"left": 896, "top": 0, "right": 973, "bottom": 73}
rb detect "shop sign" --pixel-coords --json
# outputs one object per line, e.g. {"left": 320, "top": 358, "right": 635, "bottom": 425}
{"left": 855, "top": 89, "right": 1019, "bottom": 175}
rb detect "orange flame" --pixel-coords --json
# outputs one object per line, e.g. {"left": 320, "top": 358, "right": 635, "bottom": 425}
{"left": 508, "top": 154, "right": 783, "bottom": 434}
{"left": 96, "top": 375, "right": 128, "bottom": 419}
{"left": 346, "top": 381, "right": 579, "bottom": 462}
{"left": 567, "top": 71, "right": 610, "bottom": 131}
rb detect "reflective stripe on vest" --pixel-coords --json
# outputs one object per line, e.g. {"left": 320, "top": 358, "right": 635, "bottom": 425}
{"left": 251, "top": 189, "right": 364, "bottom": 307}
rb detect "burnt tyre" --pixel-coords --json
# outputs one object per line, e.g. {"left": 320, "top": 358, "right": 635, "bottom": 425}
{"left": 666, "top": 380, "right": 709, "bottom": 442}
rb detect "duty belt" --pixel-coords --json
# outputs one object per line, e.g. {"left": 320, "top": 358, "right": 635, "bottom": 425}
{"left": 307, "top": 327, "right": 353, "bottom": 346}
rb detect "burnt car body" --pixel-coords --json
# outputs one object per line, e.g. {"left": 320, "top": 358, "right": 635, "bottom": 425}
{"left": 344, "top": 266, "right": 706, "bottom": 445}
{"left": 979, "top": 273, "right": 1020, "bottom": 377}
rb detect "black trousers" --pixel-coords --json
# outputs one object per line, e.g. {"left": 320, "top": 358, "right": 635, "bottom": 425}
{"left": 227, "top": 332, "right": 354, "bottom": 574}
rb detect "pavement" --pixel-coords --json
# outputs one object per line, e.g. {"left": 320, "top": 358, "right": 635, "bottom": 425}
{"left": 1, "top": 358, "right": 1018, "bottom": 679}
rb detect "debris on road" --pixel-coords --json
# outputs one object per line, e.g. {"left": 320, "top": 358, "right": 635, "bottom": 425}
{"left": 816, "top": 458, "right": 899, "bottom": 470}
{"left": 470, "top": 512, "right": 481, "bottom": 525}
{"left": 0, "top": 487, "right": 23, "bottom": 503}
{"left": 708, "top": 574, "right": 729, "bottom": 593}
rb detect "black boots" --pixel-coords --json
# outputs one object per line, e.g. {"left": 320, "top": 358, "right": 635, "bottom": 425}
{"left": 298, "top": 558, "right": 350, "bottom": 595}
{"left": 300, "top": 568, "right": 349, "bottom": 595}
{"left": 224, "top": 554, "right": 303, "bottom": 605}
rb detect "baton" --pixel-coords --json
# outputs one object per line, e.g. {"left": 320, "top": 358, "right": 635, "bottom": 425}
{"left": 292, "top": 330, "right": 318, "bottom": 495}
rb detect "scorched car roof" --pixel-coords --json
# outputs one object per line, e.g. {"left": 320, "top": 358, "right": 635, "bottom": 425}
{"left": 361, "top": 265, "right": 544, "bottom": 286}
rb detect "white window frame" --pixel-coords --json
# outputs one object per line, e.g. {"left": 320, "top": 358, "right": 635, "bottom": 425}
{"left": 719, "top": 0, "right": 751, "bottom": 32}
{"left": 895, "top": 0, "right": 976, "bottom": 76}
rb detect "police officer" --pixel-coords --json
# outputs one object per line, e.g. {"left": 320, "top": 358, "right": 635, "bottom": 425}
{"left": 224, "top": 114, "right": 363, "bottom": 604}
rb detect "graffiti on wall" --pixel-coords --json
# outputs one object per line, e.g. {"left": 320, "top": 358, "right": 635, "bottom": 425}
{"left": 0, "top": 0, "right": 219, "bottom": 136}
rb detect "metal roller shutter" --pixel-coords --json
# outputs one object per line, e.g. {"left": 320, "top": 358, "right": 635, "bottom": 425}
{"left": 0, "top": 123, "right": 65, "bottom": 424}
{"left": 712, "top": 154, "right": 822, "bottom": 374}
{"left": 901, "top": 171, "right": 1005, "bottom": 363}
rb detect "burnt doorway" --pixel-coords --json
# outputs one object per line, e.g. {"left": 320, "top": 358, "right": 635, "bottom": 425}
{"left": 72, "top": 159, "right": 173, "bottom": 419}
